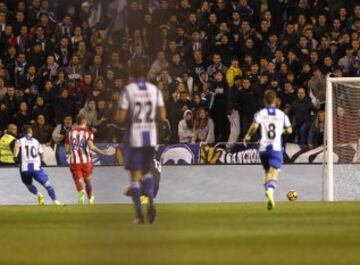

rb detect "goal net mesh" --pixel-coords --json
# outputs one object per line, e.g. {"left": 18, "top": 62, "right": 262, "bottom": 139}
{"left": 329, "top": 81, "right": 360, "bottom": 200}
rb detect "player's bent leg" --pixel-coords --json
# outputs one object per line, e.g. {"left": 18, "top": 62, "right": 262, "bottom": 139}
{"left": 34, "top": 171, "right": 58, "bottom": 202}
{"left": 130, "top": 170, "right": 144, "bottom": 224}
{"left": 21, "top": 173, "right": 38, "bottom": 195}
{"left": 21, "top": 173, "right": 44, "bottom": 205}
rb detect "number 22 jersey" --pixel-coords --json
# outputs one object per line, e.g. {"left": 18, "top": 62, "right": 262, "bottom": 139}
{"left": 119, "top": 80, "right": 164, "bottom": 148}
{"left": 254, "top": 107, "right": 291, "bottom": 152}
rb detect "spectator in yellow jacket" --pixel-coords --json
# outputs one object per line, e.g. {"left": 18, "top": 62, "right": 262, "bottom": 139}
{"left": 226, "top": 57, "right": 242, "bottom": 87}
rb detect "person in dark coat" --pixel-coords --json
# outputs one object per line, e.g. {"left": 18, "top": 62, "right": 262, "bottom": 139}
{"left": 238, "top": 77, "right": 259, "bottom": 140}
{"left": 209, "top": 71, "right": 229, "bottom": 142}
{"left": 54, "top": 89, "right": 76, "bottom": 124}
{"left": 31, "top": 113, "right": 53, "bottom": 144}
{"left": 290, "top": 87, "right": 318, "bottom": 146}
{"left": 13, "top": 102, "right": 31, "bottom": 130}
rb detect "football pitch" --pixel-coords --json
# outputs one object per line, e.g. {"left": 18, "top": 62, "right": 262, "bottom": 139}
{"left": 0, "top": 202, "right": 360, "bottom": 265}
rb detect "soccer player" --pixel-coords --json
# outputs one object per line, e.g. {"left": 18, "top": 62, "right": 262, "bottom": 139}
{"left": 65, "top": 114, "right": 107, "bottom": 205}
{"left": 13, "top": 125, "right": 63, "bottom": 205}
{"left": 243, "top": 90, "right": 292, "bottom": 210}
{"left": 118, "top": 62, "right": 166, "bottom": 224}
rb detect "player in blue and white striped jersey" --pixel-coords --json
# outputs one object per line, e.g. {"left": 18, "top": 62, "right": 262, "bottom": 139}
{"left": 243, "top": 90, "right": 292, "bottom": 210}
{"left": 118, "top": 62, "right": 166, "bottom": 224}
{"left": 14, "top": 125, "right": 63, "bottom": 206}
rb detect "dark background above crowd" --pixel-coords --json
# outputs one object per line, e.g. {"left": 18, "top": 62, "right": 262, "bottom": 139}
{"left": 0, "top": 0, "right": 359, "bottom": 148}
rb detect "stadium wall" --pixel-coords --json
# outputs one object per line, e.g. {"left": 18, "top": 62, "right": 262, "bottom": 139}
{"left": 1, "top": 165, "right": 359, "bottom": 205}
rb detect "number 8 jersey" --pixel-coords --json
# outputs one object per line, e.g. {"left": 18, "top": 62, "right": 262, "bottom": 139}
{"left": 18, "top": 137, "right": 43, "bottom": 172}
{"left": 120, "top": 81, "right": 164, "bottom": 147}
{"left": 254, "top": 107, "right": 291, "bottom": 152}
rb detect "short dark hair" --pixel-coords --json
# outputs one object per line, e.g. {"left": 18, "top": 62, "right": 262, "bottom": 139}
{"left": 130, "top": 62, "right": 146, "bottom": 78}
{"left": 264, "top": 90, "right": 277, "bottom": 105}
{"left": 22, "top": 125, "right": 32, "bottom": 135}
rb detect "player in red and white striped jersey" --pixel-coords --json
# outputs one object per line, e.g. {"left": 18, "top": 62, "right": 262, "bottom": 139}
{"left": 65, "top": 114, "right": 107, "bottom": 204}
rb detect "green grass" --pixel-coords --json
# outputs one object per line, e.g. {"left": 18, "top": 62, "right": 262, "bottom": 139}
{"left": 1, "top": 202, "right": 360, "bottom": 265}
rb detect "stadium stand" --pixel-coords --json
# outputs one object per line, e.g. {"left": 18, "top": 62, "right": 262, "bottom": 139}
{"left": 0, "top": 0, "right": 359, "bottom": 147}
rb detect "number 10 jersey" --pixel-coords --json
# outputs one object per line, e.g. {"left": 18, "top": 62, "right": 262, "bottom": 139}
{"left": 18, "top": 137, "right": 43, "bottom": 172}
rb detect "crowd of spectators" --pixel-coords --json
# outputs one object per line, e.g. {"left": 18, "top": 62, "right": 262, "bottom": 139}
{"left": 0, "top": 0, "right": 359, "bottom": 148}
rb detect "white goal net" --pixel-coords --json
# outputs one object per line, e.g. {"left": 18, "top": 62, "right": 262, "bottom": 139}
{"left": 325, "top": 77, "right": 360, "bottom": 201}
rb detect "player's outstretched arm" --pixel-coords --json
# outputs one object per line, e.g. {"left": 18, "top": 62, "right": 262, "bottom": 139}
{"left": 87, "top": 140, "right": 107, "bottom": 155}
{"left": 243, "top": 122, "right": 259, "bottom": 146}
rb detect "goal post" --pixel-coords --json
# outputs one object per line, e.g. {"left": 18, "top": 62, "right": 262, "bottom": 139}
{"left": 325, "top": 76, "right": 360, "bottom": 201}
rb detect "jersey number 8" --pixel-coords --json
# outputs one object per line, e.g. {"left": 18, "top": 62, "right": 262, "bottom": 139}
{"left": 267, "top": 123, "right": 276, "bottom": 140}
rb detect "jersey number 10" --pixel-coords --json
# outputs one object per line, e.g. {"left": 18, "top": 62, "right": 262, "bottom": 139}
{"left": 24, "top": 145, "right": 37, "bottom": 159}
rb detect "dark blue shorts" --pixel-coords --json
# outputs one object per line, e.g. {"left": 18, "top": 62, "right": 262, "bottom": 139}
{"left": 259, "top": 149, "right": 283, "bottom": 170}
{"left": 21, "top": 170, "right": 49, "bottom": 186}
{"left": 124, "top": 146, "right": 155, "bottom": 171}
